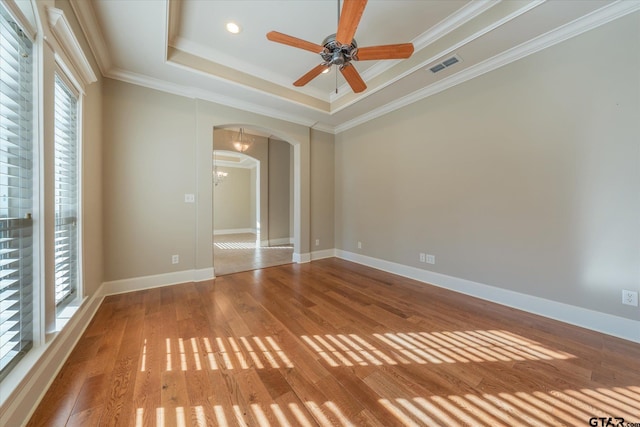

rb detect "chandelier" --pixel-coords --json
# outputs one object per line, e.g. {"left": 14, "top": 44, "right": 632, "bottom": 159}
{"left": 213, "top": 152, "right": 228, "bottom": 186}
{"left": 213, "top": 166, "right": 227, "bottom": 187}
{"left": 233, "top": 128, "right": 253, "bottom": 153}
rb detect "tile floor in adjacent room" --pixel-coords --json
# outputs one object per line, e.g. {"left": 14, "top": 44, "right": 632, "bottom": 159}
{"left": 213, "top": 233, "right": 293, "bottom": 276}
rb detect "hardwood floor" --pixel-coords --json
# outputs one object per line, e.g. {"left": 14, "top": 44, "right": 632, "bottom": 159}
{"left": 27, "top": 258, "right": 640, "bottom": 426}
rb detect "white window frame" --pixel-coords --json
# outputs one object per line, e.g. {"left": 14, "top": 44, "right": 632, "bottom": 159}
{"left": 52, "top": 64, "right": 83, "bottom": 326}
{"left": 52, "top": 67, "right": 81, "bottom": 315}
{"left": 0, "top": 1, "right": 37, "bottom": 383}
{"left": 0, "top": 2, "right": 95, "bottom": 410}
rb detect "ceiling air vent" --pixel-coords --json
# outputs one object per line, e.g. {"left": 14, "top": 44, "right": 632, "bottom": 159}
{"left": 428, "top": 54, "right": 462, "bottom": 74}
{"left": 429, "top": 63, "right": 445, "bottom": 73}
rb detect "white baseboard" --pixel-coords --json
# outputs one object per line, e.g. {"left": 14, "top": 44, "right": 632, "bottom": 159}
{"left": 2, "top": 266, "right": 220, "bottom": 425}
{"left": 0, "top": 288, "right": 105, "bottom": 427}
{"left": 213, "top": 228, "right": 256, "bottom": 236}
{"left": 102, "top": 268, "right": 215, "bottom": 296}
{"left": 335, "top": 250, "right": 640, "bottom": 343}
{"left": 269, "top": 237, "right": 293, "bottom": 246}
{"left": 293, "top": 252, "right": 311, "bottom": 263}
{"left": 194, "top": 267, "right": 215, "bottom": 282}
{"left": 311, "top": 248, "right": 336, "bottom": 261}
{"left": 6, "top": 251, "right": 636, "bottom": 427}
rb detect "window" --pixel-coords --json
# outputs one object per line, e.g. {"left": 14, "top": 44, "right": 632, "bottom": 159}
{"left": 0, "top": 4, "right": 34, "bottom": 381}
{"left": 53, "top": 74, "right": 79, "bottom": 310}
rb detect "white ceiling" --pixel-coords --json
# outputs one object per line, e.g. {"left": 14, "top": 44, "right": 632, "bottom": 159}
{"left": 70, "top": 0, "right": 640, "bottom": 133}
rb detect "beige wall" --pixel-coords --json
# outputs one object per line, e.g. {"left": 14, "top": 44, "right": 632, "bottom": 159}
{"left": 80, "top": 73, "right": 104, "bottom": 297}
{"left": 103, "top": 79, "right": 197, "bottom": 281}
{"left": 213, "top": 166, "right": 253, "bottom": 231}
{"left": 268, "top": 139, "right": 292, "bottom": 242}
{"left": 250, "top": 167, "right": 257, "bottom": 230}
{"left": 289, "top": 146, "right": 294, "bottom": 238}
{"left": 311, "top": 129, "right": 335, "bottom": 251}
{"left": 335, "top": 13, "right": 640, "bottom": 321}
{"left": 103, "top": 80, "right": 330, "bottom": 281}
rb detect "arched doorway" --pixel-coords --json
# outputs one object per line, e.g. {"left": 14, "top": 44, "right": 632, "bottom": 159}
{"left": 213, "top": 127, "right": 295, "bottom": 275}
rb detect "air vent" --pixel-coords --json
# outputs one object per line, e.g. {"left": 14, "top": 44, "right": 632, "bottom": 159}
{"left": 442, "top": 56, "right": 459, "bottom": 67}
{"left": 429, "top": 63, "right": 445, "bottom": 73}
{"left": 428, "top": 54, "right": 462, "bottom": 74}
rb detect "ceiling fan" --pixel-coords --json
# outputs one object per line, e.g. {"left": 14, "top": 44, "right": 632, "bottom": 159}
{"left": 266, "top": 0, "right": 414, "bottom": 94}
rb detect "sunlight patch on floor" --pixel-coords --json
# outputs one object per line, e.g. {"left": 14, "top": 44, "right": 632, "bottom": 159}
{"left": 150, "top": 335, "right": 294, "bottom": 372}
{"left": 148, "top": 330, "right": 574, "bottom": 373}
{"left": 378, "top": 386, "right": 640, "bottom": 427}
{"left": 134, "top": 386, "right": 639, "bottom": 426}
{"left": 301, "top": 329, "right": 574, "bottom": 368}
{"left": 135, "top": 401, "right": 350, "bottom": 427}
{"left": 214, "top": 242, "right": 292, "bottom": 250}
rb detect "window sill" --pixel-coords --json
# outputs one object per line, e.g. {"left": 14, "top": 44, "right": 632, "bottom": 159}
{"left": 55, "top": 297, "right": 83, "bottom": 331}
{"left": 0, "top": 296, "right": 89, "bottom": 410}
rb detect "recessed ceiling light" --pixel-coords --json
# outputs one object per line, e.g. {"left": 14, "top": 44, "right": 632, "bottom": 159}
{"left": 226, "top": 22, "right": 241, "bottom": 34}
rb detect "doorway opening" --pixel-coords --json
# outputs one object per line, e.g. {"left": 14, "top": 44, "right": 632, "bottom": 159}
{"left": 213, "top": 127, "right": 294, "bottom": 276}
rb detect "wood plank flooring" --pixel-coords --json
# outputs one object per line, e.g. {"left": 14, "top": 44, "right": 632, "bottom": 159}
{"left": 27, "top": 258, "right": 640, "bottom": 426}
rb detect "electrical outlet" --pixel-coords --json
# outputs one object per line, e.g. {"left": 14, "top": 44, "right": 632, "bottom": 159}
{"left": 315, "top": 239, "right": 320, "bottom": 246}
{"left": 419, "top": 253, "right": 426, "bottom": 263}
{"left": 425, "top": 254, "right": 435, "bottom": 265}
{"left": 172, "top": 254, "right": 179, "bottom": 264}
{"left": 622, "top": 290, "right": 638, "bottom": 306}
{"left": 184, "top": 193, "right": 195, "bottom": 203}
{"left": 357, "top": 241, "right": 362, "bottom": 249}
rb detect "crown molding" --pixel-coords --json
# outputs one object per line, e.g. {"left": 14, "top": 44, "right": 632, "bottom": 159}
{"left": 106, "top": 68, "right": 327, "bottom": 131}
{"left": 166, "top": 0, "right": 182, "bottom": 47}
{"left": 331, "top": 0, "right": 545, "bottom": 115}
{"left": 69, "top": 0, "right": 112, "bottom": 75}
{"left": 165, "top": 0, "right": 501, "bottom": 111}
{"left": 309, "top": 122, "right": 335, "bottom": 134}
{"left": 70, "top": 0, "right": 638, "bottom": 135}
{"left": 413, "top": 0, "right": 499, "bottom": 52}
{"left": 332, "top": 0, "right": 500, "bottom": 101}
{"left": 169, "top": 37, "right": 331, "bottom": 103}
{"left": 334, "top": 0, "right": 640, "bottom": 133}
{"left": 46, "top": 7, "right": 97, "bottom": 88}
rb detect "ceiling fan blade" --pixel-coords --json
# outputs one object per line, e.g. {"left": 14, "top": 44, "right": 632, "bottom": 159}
{"left": 355, "top": 43, "right": 414, "bottom": 60}
{"left": 294, "top": 64, "right": 330, "bottom": 87}
{"left": 340, "top": 64, "right": 366, "bottom": 93}
{"left": 336, "top": 0, "right": 367, "bottom": 46}
{"left": 267, "top": 31, "right": 324, "bottom": 54}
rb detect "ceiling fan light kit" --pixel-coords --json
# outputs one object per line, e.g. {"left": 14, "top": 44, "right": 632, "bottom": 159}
{"left": 266, "top": 0, "right": 414, "bottom": 94}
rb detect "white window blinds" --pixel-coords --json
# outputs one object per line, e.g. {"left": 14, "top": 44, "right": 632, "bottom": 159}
{"left": 54, "top": 75, "right": 78, "bottom": 309}
{"left": 0, "top": 4, "right": 34, "bottom": 380}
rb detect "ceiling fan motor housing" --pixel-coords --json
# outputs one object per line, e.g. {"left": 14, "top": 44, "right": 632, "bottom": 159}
{"left": 321, "top": 33, "right": 358, "bottom": 67}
